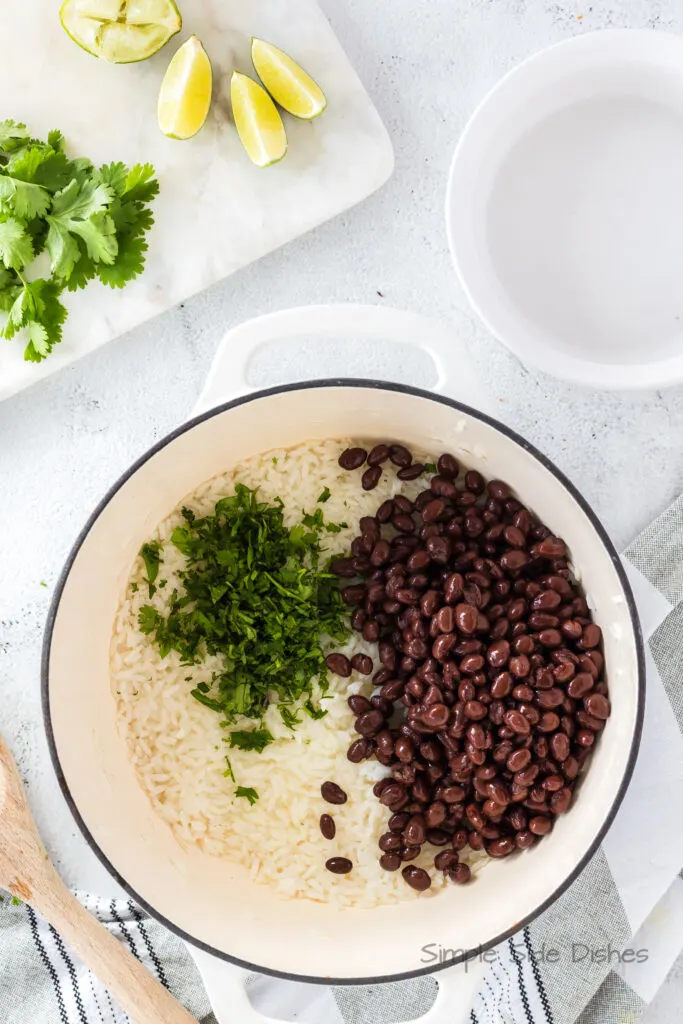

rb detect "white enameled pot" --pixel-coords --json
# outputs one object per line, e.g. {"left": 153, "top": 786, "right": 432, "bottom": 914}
{"left": 43, "top": 305, "right": 644, "bottom": 1024}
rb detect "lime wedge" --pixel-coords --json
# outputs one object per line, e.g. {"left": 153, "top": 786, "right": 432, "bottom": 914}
{"left": 251, "top": 38, "right": 326, "bottom": 120}
{"left": 231, "top": 72, "right": 287, "bottom": 167}
{"left": 158, "top": 36, "right": 212, "bottom": 140}
{"left": 60, "top": 0, "right": 181, "bottom": 63}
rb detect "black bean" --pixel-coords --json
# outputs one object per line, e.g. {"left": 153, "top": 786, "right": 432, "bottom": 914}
{"left": 362, "top": 466, "right": 382, "bottom": 490}
{"left": 326, "top": 653, "right": 351, "bottom": 677}
{"left": 402, "top": 866, "right": 432, "bottom": 891}
{"left": 355, "top": 710, "right": 385, "bottom": 736}
{"left": 321, "top": 781, "right": 347, "bottom": 805}
{"left": 351, "top": 654, "right": 373, "bottom": 675}
{"left": 339, "top": 447, "right": 367, "bottom": 470}
{"left": 379, "top": 852, "right": 402, "bottom": 871}
{"left": 448, "top": 863, "right": 471, "bottom": 884}
{"left": 368, "top": 443, "right": 390, "bottom": 466}
{"left": 347, "top": 738, "right": 371, "bottom": 763}
{"left": 326, "top": 857, "right": 353, "bottom": 874}
{"left": 437, "top": 453, "right": 459, "bottom": 479}
{"left": 389, "top": 444, "right": 412, "bottom": 467}
{"left": 397, "top": 463, "right": 425, "bottom": 481}
{"left": 320, "top": 814, "right": 336, "bottom": 840}
{"left": 454, "top": 603, "right": 478, "bottom": 634}
{"left": 330, "top": 557, "right": 357, "bottom": 577}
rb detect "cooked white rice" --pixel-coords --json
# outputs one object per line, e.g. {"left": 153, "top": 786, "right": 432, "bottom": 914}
{"left": 111, "top": 439, "right": 486, "bottom": 907}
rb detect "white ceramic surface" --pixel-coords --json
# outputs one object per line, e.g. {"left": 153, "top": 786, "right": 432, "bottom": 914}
{"left": 0, "top": 0, "right": 393, "bottom": 402}
{"left": 446, "top": 29, "right": 683, "bottom": 390}
{"left": 44, "top": 306, "right": 642, "bottom": 1004}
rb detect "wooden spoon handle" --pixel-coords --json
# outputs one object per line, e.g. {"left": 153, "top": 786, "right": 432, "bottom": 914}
{"left": 0, "top": 734, "right": 197, "bottom": 1022}
{"left": 32, "top": 870, "right": 198, "bottom": 1024}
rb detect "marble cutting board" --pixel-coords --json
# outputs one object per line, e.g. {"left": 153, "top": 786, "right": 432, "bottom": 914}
{"left": 0, "top": 0, "right": 393, "bottom": 402}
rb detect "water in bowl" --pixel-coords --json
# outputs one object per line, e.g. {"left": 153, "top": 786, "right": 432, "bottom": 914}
{"left": 486, "top": 95, "right": 683, "bottom": 365}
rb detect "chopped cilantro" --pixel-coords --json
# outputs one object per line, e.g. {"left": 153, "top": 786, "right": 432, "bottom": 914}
{"left": 223, "top": 757, "right": 235, "bottom": 782}
{"left": 229, "top": 729, "right": 274, "bottom": 753}
{"left": 280, "top": 706, "right": 300, "bottom": 730}
{"left": 304, "top": 699, "right": 328, "bottom": 720}
{"left": 317, "top": 486, "right": 331, "bottom": 503}
{"left": 140, "top": 540, "right": 162, "bottom": 598}
{"left": 138, "top": 605, "right": 159, "bottom": 634}
{"left": 235, "top": 786, "right": 259, "bottom": 805}
{"left": 39, "top": 581, "right": 47, "bottom": 588}
{"left": 130, "top": 581, "right": 139, "bottom": 593}
{"left": 325, "top": 521, "right": 347, "bottom": 534}
{"left": 424, "top": 463, "right": 437, "bottom": 473}
{"left": 139, "top": 484, "right": 348, "bottom": 735}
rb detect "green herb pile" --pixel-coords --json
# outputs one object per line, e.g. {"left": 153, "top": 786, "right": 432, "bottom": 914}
{"left": 138, "top": 484, "right": 349, "bottom": 756}
{"left": 0, "top": 120, "right": 158, "bottom": 362}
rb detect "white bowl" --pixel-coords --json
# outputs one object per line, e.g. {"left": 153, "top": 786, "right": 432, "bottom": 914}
{"left": 446, "top": 30, "right": 683, "bottom": 389}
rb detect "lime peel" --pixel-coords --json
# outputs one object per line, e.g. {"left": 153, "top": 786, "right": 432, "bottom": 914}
{"left": 60, "top": 0, "right": 182, "bottom": 64}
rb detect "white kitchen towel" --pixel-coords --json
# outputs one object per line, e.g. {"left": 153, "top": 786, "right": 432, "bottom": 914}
{"left": 1, "top": 496, "right": 683, "bottom": 1024}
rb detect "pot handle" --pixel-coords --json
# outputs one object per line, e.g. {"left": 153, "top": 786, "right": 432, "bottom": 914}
{"left": 185, "top": 944, "right": 485, "bottom": 1024}
{"left": 193, "top": 304, "right": 493, "bottom": 417}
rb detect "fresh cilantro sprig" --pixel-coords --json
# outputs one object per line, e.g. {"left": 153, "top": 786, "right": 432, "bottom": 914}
{"left": 138, "top": 484, "right": 349, "bottom": 749}
{"left": 0, "top": 121, "right": 158, "bottom": 362}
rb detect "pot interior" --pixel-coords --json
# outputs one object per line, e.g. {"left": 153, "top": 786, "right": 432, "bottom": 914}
{"left": 45, "top": 384, "right": 641, "bottom": 980}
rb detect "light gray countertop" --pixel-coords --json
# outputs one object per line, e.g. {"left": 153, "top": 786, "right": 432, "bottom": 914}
{"left": 1, "top": 0, "right": 682, "bottom": 1018}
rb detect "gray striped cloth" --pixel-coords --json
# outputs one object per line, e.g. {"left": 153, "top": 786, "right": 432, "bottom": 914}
{"left": 3, "top": 496, "right": 683, "bottom": 1024}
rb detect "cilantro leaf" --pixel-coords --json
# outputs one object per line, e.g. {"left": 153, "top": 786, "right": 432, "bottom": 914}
{"left": 304, "top": 700, "right": 328, "bottom": 720}
{"left": 2, "top": 277, "right": 67, "bottom": 362}
{"left": 26, "top": 321, "right": 50, "bottom": 361}
{"left": 20, "top": 280, "right": 67, "bottom": 362}
{"left": 69, "top": 210, "right": 117, "bottom": 264}
{"left": 7, "top": 145, "right": 72, "bottom": 192}
{"left": 317, "top": 487, "right": 331, "bottom": 503}
{"left": 97, "top": 219, "right": 150, "bottom": 287}
{"left": 140, "top": 540, "right": 162, "bottom": 598}
{"left": 233, "top": 786, "right": 258, "bottom": 802}
{"left": 51, "top": 177, "right": 114, "bottom": 220}
{"left": 123, "top": 163, "right": 159, "bottom": 204}
{"left": 0, "top": 121, "right": 31, "bottom": 153}
{"left": 63, "top": 242, "right": 96, "bottom": 291}
{"left": 138, "top": 606, "right": 160, "bottom": 634}
{"left": 235, "top": 786, "right": 259, "bottom": 805}
{"left": 98, "top": 190, "right": 155, "bottom": 288}
{"left": 223, "top": 756, "right": 235, "bottom": 781}
{"left": 229, "top": 730, "right": 274, "bottom": 753}
{"left": 0, "top": 218, "right": 33, "bottom": 269}
{"left": 96, "top": 161, "right": 128, "bottom": 197}
{"left": 0, "top": 175, "right": 51, "bottom": 220}
{"left": 280, "top": 706, "right": 300, "bottom": 730}
{"left": 46, "top": 221, "right": 81, "bottom": 281}
{"left": 47, "top": 130, "right": 65, "bottom": 153}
